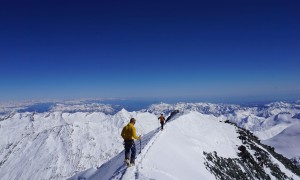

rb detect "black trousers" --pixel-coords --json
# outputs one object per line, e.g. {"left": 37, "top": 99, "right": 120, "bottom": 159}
{"left": 124, "top": 140, "right": 136, "bottom": 163}
{"left": 160, "top": 121, "right": 165, "bottom": 129}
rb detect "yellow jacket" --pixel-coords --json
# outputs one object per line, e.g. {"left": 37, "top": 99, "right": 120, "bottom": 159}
{"left": 121, "top": 123, "right": 139, "bottom": 140}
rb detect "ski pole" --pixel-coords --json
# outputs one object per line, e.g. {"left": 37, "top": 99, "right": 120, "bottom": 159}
{"left": 139, "top": 138, "right": 141, "bottom": 154}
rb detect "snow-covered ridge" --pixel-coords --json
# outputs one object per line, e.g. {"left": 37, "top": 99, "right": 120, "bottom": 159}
{"left": 148, "top": 101, "right": 300, "bottom": 135}
{"left": 71, "top": 111, "right": 300, "bottom": 180}
{"left": 262, "top": 123, "right": 300, "bottom": 158}
{"left": 0, "top": 99, "right": 119, "bottom": 116}
{"left": 147, "top": 100, "right": 300, "bottom": 117}
{"left": 50, "top": 103, "right": 117, "bottom": 114}
{"left": 146, "top": 102, "right": 240, "bottom": 116}
{"left": 1, "top": 100, "right": 300, "bottom": 179}
{"left": 147, "top": 101, "right": 300, "bottom": 162}
{"left": 0, "top": 109, "right": 158, "bottom": 180}
{"left": 0, "top": 101, "right": 39, "bottom": 115}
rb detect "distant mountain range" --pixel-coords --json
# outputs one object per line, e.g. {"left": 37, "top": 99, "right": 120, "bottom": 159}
{"left": 0, "top": 100, "right": 299, "bottom": 179}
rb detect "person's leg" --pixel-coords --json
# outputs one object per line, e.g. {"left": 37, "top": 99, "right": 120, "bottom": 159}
{"left": 130, "top": 141, "right": 136, "bottom": 164}
{"left": 124, "top": 141, "right": 131, "bottom": 160}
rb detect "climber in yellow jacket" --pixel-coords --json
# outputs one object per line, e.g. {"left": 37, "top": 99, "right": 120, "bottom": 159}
{"left": 121, "top": 118, "right": 141, "bottom": 166}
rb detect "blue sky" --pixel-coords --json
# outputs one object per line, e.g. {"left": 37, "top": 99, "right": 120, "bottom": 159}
{"left": 0, "top": 0, "right": 299, "bottom": 102}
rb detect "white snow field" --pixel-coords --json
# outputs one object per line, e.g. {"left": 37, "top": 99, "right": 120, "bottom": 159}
{"left": 121, "top": 112, "right": 239, "bottom": 180}
{"left": 0, "top": 109, "right": 158, "bottom": 179}
{"left": 263, "top": 122, "right": 300, "bottom": 159}
{"left": 1, "top": 101, "right": 300, "bottom": 179}
{"left": 148, "top": 101, "right": 300, "bottom": 156}
{"left": 70, "top": 112, "right": 299, "bottom": 180}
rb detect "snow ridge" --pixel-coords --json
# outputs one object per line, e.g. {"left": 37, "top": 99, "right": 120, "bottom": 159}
{"left": 1, "top": 100, "right": 300, "bottom": 179}
{"left": 70, "top": 110, "right": 180, "bottom": 180}
{"left": 71, "top": 111, "right": 300, "bottom": 180}
{"left": 0, "top": 110, "right": 158, "bottom": 179}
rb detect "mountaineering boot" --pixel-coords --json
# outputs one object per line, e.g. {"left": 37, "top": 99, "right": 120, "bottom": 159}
{"left": 130, "top": 160, "right": 135, "bottom": 166}
{"left": 125, "top": 159, "right": 130, "bottom": 166}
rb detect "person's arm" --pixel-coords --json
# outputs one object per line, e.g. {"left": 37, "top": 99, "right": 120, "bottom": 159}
{"left": 132, "top": 126, "right": 140, "bottom": 140}
{"left": 121, "top": 127, "right": 125, "bottom": 139}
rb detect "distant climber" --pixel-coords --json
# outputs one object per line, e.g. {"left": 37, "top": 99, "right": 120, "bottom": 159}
{"left": 158, "top": 114, "right": 166, "bottom": 130}
{"left": 121, "top": 118, "right": 141, "bottom": 167}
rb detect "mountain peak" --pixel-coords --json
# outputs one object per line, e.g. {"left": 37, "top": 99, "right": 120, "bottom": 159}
{"left": 70, "top": 111, "right": 300, "bottom": 180}
{"left": 1, "top": 101, "right": 300, "bottom": 179}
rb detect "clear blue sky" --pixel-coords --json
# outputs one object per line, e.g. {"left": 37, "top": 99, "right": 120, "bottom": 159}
{"left": 0, "top": 0, "right": 299, "bottom": 102}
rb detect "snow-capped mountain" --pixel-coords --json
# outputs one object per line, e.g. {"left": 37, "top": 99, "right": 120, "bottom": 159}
{"left": 147, "top": 101, "right": 300, "bottom": 162}
{"left": 148, "top": 101, "right": 300, "bottom": 142}
{"left": 50, "top": 103, "right": 117, "bottom": 114}
{"left": 71, "top": 111, "right": 300, "bottom": 180}
{"left": 146, "top": 102, "right": 240, "bottom": 116}
{"left": 0, "top": 100, "right": 300, "bottom": 179}
{"left": 0, "top": 109, "right": 158, "bottom": 179}
{"left": 262, "top": 123, "right": 300, "bottom": 159}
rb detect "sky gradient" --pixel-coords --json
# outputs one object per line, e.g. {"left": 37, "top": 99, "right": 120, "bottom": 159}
{"left": 0, "top": 0, "right": 300, "bottom": 102}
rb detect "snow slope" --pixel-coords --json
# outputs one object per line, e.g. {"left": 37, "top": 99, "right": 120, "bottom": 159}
{"left": 1, "top": 100, "right": 300, "bottom": 179}
{"left": 148, "top": 102, "right": 300, "bottom": 139}
{"left": 122, "top": 112, "right": 238, "bottom": 180}
{"left": 70, "top": 111, "right": 300, "bottom": 180}
{"left": 148, "top": 101, "right": 300, "bottom": 159}
{"left": 263, "top": 123, "right": 300, "bottom": 159}
{"left": 0, "top": 109, "right": 158, "bottom": 180}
